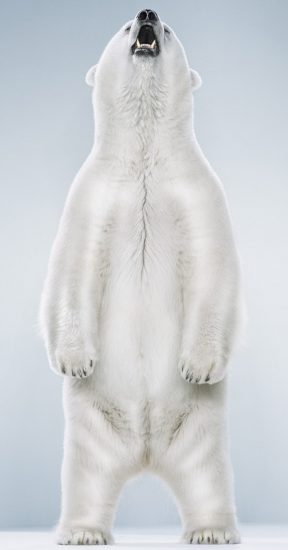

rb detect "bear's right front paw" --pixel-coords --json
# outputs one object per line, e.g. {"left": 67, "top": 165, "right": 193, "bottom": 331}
{"left": 53, "top": 347, "right": 98, "bottom": 379}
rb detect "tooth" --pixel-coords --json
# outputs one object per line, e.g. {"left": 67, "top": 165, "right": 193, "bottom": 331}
{"left": 151, "top": 40, "right": 156, "bottom": 48}
{"left": 136, "top": 38, "right": 141, "bottom": 48}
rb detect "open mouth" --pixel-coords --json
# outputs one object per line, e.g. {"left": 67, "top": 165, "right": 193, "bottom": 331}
{"left": 131, "top": 24, "right": 159, "bottom": 56}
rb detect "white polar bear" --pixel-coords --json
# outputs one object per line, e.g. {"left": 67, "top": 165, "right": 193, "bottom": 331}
{"left": 40, "top": 9, "right": 244, "bottom": 545}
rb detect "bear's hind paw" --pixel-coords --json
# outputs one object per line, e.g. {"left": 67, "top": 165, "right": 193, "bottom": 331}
{"left": 56, "top": 528, "right": 113, "bottom": 545}
{"left": 182, "top": 527, "right": 240, "bottom": 544}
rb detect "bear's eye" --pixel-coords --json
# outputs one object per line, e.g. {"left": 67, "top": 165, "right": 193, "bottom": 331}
{"left": 164, "top": 27, "right": 170, "bottom": 35}
{"left": 125, "top": 25, "right": 131, "bottom": 33}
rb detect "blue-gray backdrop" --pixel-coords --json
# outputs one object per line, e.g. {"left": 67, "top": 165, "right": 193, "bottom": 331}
{"left": 1, "top": 0, "right": 287, "bottom": 529}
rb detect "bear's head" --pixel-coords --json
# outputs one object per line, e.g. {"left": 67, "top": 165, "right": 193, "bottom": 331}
{"left": 86, "top": 9, "right": 201, "bottom": 134}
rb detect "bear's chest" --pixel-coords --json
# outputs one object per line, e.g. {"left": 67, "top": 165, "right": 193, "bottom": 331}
{"left": 108, "top": 171, "right": 186, "bottom": 290}
{"left": 97, "top": 170, "right": 187, "bottom": 395}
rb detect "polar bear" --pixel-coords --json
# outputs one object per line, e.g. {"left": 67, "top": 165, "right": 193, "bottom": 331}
{"left": 40, "top": 9, "right": 244, "bottom": 545}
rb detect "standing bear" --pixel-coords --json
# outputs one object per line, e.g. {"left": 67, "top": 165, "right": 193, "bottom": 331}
{"left": 40, "top": 9, "right": 244, "bottom": 545}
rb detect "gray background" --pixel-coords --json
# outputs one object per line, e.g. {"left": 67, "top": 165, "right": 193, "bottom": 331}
{"left": 1, "top": 0, "right": 287, "bottom": 529}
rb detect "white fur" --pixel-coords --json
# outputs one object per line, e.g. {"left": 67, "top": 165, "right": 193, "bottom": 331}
{"left": 40, "top": 14, "right": 244, "bottom": 545}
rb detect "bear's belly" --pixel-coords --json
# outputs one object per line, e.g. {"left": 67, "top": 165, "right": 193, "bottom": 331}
{"left": 96, "top": 186, "right": 185, "bottom": 401}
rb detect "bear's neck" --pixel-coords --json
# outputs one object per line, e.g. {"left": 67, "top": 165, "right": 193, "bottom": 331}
{"left": 93, "top": 64, "right": 195, "bottom": 160}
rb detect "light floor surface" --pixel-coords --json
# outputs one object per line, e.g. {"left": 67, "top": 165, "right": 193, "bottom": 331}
{"left": 0, "top": 525, "right": 287, "bottom": 550}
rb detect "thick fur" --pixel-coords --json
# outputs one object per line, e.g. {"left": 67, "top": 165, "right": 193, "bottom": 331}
{"left": 40, "top": 13, "right": 244, "bottom": 545}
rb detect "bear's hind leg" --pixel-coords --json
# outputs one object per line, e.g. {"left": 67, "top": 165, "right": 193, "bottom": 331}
{"left": 159, "top": 385, "right": 240, "bottom": 544}
{"left": 56, "top": 443, "right": 126, "bottom": 545}
{"left": 56, "top": 405, "right": 131, "bottom": 545}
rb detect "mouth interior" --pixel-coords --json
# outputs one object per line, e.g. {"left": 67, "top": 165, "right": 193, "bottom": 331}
{"left": 132, "top": 24, "right": 159, "bottom": 55}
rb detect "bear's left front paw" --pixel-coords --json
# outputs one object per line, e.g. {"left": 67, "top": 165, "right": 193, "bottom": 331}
{"left": 178, "top": 348, "right": 227, "bottom": 385}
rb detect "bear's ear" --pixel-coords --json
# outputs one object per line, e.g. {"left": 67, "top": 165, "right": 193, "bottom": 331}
{"left": 190, "top": 69, "right": 202, "bottom": 91}
{"left": 85, "top": 64, "right": 98, "bottom": 87}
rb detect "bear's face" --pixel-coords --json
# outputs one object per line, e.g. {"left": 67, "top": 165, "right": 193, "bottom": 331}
{"left": 86, "top": 10, "right": 201, "bottom": 127}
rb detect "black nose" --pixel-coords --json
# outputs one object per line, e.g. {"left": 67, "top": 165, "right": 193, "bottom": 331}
{"left": 137, "top": 9, "right": 158, "bottom": 22}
